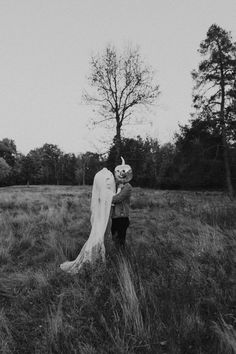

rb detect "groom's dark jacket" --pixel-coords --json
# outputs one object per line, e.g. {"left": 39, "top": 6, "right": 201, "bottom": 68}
{"left": 111, "top": 183, "right": 132, "bottom": 219}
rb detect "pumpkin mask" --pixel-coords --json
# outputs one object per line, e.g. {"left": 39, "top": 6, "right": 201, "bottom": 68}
{"left": 114, "top": 157, "right": 133, "bottom": 183}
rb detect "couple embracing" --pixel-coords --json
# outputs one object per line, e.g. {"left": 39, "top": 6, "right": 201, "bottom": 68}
{"left": 60, "top": 157, "right": 133, "bottom": 274}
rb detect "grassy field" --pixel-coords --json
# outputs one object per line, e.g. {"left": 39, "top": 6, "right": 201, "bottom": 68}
{"left": 0, "top": 185, "right": 235, "bottom": 354}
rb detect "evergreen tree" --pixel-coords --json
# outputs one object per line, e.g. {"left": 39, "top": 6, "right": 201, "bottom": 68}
{"left": 192, "top": 24, "right": 236, "bottom": 197}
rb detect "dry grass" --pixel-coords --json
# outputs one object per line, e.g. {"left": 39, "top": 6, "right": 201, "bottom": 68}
{"left": 212, "top": 316, "right": 236, "bottom": 354}
{"left": 0, "top": 185, "right": 235, "bottom": 353}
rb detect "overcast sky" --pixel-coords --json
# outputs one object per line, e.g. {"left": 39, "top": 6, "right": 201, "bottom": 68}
{"left": 1, "top": 0, "right": 236, "bottom": 155}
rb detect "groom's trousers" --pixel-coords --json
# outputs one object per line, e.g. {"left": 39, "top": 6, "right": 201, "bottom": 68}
{"left": 111, "top": 217, "right": 130, "bottom": 248}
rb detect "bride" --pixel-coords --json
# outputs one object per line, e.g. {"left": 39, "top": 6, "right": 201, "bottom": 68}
{"left": 60, "top": 167, "right": 115, "bottom": 274}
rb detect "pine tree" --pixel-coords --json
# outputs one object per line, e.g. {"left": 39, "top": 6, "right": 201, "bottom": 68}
{"left": 192, "top": 24, "right": 236, "bottom": 198}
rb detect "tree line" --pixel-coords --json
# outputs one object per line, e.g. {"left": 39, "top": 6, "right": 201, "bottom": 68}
{"left": 1, "top": 24, "right": 236, "bottom": 194}
{"left": 0, "top": 139, "right": 99, "bottom": 186}
{"left": 1, "top": 133, "right": 235, "bottom": 191}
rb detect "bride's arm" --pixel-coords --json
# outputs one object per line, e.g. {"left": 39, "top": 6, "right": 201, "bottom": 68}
{"left": 112, "top": 183, "right": 132, "bottom": 204}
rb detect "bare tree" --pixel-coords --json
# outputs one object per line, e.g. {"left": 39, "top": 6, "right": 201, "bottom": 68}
{"left": 83, "top": 45, "right": 160, "bottom": 162}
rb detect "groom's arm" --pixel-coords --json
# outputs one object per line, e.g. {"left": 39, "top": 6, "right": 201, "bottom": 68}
{"left": 112, "top": 184, "right": 132, "bottom": 203}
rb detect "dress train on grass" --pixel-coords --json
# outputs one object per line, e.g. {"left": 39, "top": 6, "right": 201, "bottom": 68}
{"left": 60, "top": 168, "right": 115, "bottom": 274}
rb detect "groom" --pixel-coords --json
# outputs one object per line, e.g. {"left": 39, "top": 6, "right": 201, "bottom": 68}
{"left": 111, "top": 157, "right": 133, "bottom": 249}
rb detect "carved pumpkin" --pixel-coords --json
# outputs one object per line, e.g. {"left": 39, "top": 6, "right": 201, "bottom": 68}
{"left": 114, "top": 157, "right": 133, "bottom": 183}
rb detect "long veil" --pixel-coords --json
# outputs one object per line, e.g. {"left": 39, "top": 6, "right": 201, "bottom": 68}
{"left": 60, "top": 168, "right": 115, "bottom": 274}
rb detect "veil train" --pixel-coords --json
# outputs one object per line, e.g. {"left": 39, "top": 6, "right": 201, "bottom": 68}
{"left": 60, "top": 168, "right": 115, "bottom": 274}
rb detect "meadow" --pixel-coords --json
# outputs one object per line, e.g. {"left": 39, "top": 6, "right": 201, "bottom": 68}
{"left": 0, "top": 185, "right": 235, "bottom": 354}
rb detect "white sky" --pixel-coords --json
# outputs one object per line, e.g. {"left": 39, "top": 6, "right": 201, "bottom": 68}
{"left": 0, "top": 0, "right": 236, "bottom": 155}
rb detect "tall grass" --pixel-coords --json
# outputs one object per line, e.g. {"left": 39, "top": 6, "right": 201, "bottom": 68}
{"left": 100, "top": 253, "right": 152, "bottom": 353}
{"left": 212, "top": 316, "right": 236, "bottom": 354}
{"left": 46, "top": 295, "right": 64, "bottom": 353}
{"left": 0, "top": 186, "right": 235, "bottom": 353}
{"left": 0, "top": 309, "right": 13, "bottom": 354}
{"left": 116, "top": 255, "right": 145, "bottom": 336}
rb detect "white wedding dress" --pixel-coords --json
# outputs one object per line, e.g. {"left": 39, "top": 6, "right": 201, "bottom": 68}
{"left": 60, "top": 168, "right": 115, "bottom": 274}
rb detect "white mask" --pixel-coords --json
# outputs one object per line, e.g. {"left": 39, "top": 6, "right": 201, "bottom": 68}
{"left": 114, "top": 157, "right": 133, "bottom": 183}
